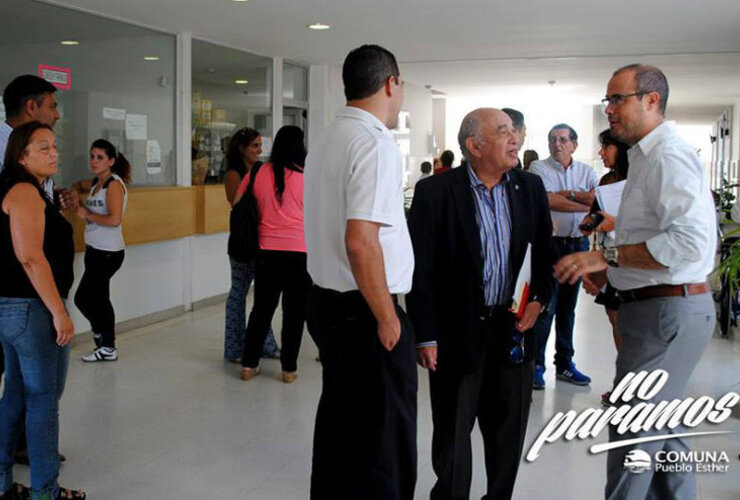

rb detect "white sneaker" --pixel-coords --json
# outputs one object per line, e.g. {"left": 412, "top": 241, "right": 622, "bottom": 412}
{"left": 81, "top": 347, "right": 118, "bottom": 363}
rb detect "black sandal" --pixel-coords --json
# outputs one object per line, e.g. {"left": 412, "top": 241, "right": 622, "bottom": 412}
{"left": 56, "top": 488, "right": 86, "bottom": 500}
{"left": 0, "top": 483, "right": 30, "bottom": 500}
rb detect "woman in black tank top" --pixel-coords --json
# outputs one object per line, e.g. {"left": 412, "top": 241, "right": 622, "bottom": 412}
{"left": 0, "top": 122, "right": 85, "bottom": 499}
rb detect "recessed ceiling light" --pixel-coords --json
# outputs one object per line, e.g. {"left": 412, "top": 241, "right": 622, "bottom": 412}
{"left": 144, "top": 56, "right": 160, "bottom": 61}
{"left": 307, "top": 22, "right": 331, "bottom": 30}
{"left": 207, "top": 68, "right": 216, "bottom": 73}
{"left": 234, "top": 79, "right": 249, "bottom": 85}
{"left": 232, "top": 0, "right": 249, "bottom": 2}
{"left": 60, "top": 40, "right": 79, "bottom": 46}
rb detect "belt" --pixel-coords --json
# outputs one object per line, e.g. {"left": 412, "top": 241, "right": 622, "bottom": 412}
{"left": 618, "top": 283, "right": 708, "bottom": 303}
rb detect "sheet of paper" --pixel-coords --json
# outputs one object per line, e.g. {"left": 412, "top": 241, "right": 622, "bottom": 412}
{"left": 125, "top": 114, "right": 147, "bottom": 140}
{"left": 510, "top": 243, "right": 532, "bottom": 319}
{"left": 595, "top": 180, "right": 626, "bottom": 239}
{"left": 103, "top": 107, "right": 126, "bottom": 121}
{"left": 146, "top": 140, "right": 162, "bottom": 175}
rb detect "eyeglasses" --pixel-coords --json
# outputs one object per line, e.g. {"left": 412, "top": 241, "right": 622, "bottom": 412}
{"left": 508, "top": 330, "right": 524, "bottom": 365}
{"left": 548, "top": 136, "right": 571, "bottom": 145}
{"left": 601, "top": 92, "right": 648, "bottom": 107}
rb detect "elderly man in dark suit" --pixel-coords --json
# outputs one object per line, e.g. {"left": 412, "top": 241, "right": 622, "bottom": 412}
{"left": 407, "top": 108, "right": 554, "bottom": 500}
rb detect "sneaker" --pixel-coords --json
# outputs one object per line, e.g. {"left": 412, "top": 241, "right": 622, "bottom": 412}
{"left": 556, "top": 362, "right": 591, "bottom": 386}
{"left": 81, "top": 347, "right": 118, "bottom": 363}
{"left": 601, "top": 391, "right": 614, "bottom": 407}
{"left": 533, "top": 365, "right": 545, "bottom": 390}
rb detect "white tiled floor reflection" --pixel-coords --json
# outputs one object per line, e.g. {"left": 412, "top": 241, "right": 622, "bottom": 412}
{"left": 3, "top": 291, "right": 739, "bottom": 499}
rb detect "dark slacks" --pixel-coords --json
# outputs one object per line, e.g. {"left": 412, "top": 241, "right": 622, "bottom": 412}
{"left": 74, "top": 246, "right": 124, "bottom": 349}
{"left": 242, "top": 250, "right": 311, "bottom": 373}
{"left": 307, "top": 286, "right": 417, "bottom": 500}
{"left": 430, "top": 315, "right": 534, "bottom": 500}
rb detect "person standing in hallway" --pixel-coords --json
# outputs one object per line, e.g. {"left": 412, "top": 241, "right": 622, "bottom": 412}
{"left": 555, "top": 64, "right": 717, "bottom": 500}
{"left": 222, "top": 127, "right": 279, "bottom": 363}
{"left": 0, "top": 122, "right": 85, "bottom": 500}
{"left": 304, "top": 44, "right": 416, "bottom": 500}
{"left": 434, "top": 149, "right": 454, "bottom": 175}
{"left": 0, "top": 74, "right": 65, "bottom": 468}
{"left": 529, "top": 123, "right": 599, "bottom": 389}
{"left": 237, "top": 125, "right": 311, "bottom": 384}
{"left": 70, "top": 140, "right": 130, "bottom": 362}
{"left": 407, "top": 108, "right": 553, "bottom": 500}
{"left": 502, "top": 107, "right": 527, "bottom": 169}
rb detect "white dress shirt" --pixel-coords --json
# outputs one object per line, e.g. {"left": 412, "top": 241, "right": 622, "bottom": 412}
{"left": 608, "top": 121, "right": 717, "bottom": 290}
{"left": 529, "top": 156, "right": 599, "bottom": 237}
{"left": 304, "top": 106, "right": 414, "bottom": 294}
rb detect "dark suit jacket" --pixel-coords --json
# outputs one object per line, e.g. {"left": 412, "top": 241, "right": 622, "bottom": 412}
{"left": 406, "top": 165, "right": 553, "bottom": 375}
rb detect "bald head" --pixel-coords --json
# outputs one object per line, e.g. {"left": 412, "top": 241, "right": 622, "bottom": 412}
{"left": 613, "top": 64, "right": 669, "bottom": 115}
{"left": 458, "top": 108, "right": 519, "bottom": 176}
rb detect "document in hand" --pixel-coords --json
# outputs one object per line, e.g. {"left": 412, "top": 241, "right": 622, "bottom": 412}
{"left": 510, "top": 243, "right": 532, "bottom": 320}
{"left": 594, "top": 180, "right": 626, "bottom": 239}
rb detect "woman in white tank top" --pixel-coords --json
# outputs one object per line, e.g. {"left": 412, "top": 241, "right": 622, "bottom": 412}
{"left": 71, "top": 139, "right": 130, "bottom": 363}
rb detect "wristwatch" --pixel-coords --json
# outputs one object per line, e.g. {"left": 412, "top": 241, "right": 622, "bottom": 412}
{"left": 603, "top": 247, "right": 619, "bottom": 267}
{"left": 568, "top": 190, "right": 576, "bottom": 201}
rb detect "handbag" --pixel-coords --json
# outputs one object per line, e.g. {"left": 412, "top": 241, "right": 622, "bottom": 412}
{"left": 227, "top": 162, "right": 263, "bottom": 263}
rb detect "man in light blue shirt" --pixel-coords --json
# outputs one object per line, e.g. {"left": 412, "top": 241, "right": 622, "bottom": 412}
{"left": 529, "top": 124, "right": 598, "bottom": 389}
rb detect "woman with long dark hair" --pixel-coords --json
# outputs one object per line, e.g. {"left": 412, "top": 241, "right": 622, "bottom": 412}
{"left": 237, "top": 125, "right": 311, "bottom": 383}
{"left": 0, "top": 121, "right": 85, "bottom": 499}
{"left": 71, "top": 139, "right": 130, "bottom": 362}
{"left": 223, "top": 128, "right": 279, "bottom": 362}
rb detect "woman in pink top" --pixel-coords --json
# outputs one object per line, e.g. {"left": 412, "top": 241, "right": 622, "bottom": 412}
{"left": 235, "top": 126, "right": 311, "bottom": 383}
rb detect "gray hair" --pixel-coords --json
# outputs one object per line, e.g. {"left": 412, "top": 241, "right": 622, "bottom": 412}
{"left": 549, "top": 123, "right": 578, "bottom": 142}
{"left": 614, "top": 64, "right": 669, "bottom": 115}
{"left": 458, "top": 110, "right": 484, "bottom": 161}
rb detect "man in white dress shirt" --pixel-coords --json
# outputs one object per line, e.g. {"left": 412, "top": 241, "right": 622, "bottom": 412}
{"left": 304, "top": 44, "right": 416, "bottom": 500}
{"left": 555, "top": 64, "right": 717, "bottom": 500}
{"left": 529, "top": 124, "right": 599, "bottom": 389}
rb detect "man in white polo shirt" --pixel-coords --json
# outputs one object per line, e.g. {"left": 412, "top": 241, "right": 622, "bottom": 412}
{"left": 529, "top": 123, "right": 599, "bottom": 389}
{"left": 304, "top": 44, "right": 416, "bottom": 500}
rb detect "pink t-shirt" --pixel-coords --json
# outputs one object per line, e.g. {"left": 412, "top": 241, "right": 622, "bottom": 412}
{"left": 237, "top": 163, "right": 306, "bottom": 252}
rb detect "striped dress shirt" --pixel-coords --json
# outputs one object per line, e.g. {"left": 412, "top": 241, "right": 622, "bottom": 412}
{"left": 467, "top": 164, "right": 512, "bottom": 306}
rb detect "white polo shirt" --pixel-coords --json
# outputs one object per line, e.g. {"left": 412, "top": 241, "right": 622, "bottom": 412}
{"left": 304, "top": 106, "right": 414, "bottom": 294}
{"left": 608, "top": 121, "right": 717, "bottom": 290}
{"left": 529, "top": 156, "right": 599, "bottom": 237}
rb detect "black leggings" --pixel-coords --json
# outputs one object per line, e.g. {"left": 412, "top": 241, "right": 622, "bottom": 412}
{"left": 242, "top": 250, "right": 311, "bottom": 373}
{"left": 74, "top": 246, "right": 125, "bottom": 348}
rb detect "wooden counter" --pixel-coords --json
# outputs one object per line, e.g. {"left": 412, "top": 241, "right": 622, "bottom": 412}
{"left": 195, "top": 185, "right": 231, "bottom": 234}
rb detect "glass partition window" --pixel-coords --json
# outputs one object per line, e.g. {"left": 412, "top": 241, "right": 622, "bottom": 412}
{"left": 191, "top": 40, "right": 273, "bottom": 184}
{"left": 0, "top": 0, "right": 177, "bottom": 187}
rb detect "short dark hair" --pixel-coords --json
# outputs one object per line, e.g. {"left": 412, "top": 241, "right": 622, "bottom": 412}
{"left": 342, "top": 45, "right": 400, "bottom": 101}
{"left": 549, "top": 123, "right": 578, "bottom": 142}
{"left": 502, "top": 108, "right": 525, "bottom": 132}
{"left": 598, "top": 129, "right": 630, "bottom": 180}
{"left": 440, "top": 150, "right": 454, "bottom": 167}
{"left": 614, "top": 64, "right": 669, "bottom": 115}
{"left": 2, "top": 75, "right": 57, "bottom": 119}
{"left": 420, "top": 161, "right": 432, "bottom": 174}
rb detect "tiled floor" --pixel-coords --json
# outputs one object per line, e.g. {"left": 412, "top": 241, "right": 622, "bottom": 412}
{"left": 3, "top": 292, "right": 739, "bottom": 499}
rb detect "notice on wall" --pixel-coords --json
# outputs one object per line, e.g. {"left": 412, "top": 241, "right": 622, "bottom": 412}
{"left": 103, "top": 107, "right": 126, "bottom": 121}
{"left": 261, "top": 137, "right": 272, "bottom": 157}
{"left": 146, "top": 140, "right": 162, "bottom": 175}
{"left": 125, "top": 114, "right": 147, "bottom": 140}
{"left": 38, "top": 64, "right": 71, "bottom": 90}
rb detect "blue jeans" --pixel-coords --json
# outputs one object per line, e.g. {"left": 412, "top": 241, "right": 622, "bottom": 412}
{"left": 533, "top": 237, "right": 590, "bottom": 370}
{"left": 224, "top": 258, "right": 278, "bottom": 360}
{"left": 0, "top": 298, "right": 70, "bottom": 499}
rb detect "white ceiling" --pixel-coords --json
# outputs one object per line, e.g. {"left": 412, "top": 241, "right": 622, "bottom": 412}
{"left": 41, "top": 0, "right": 740, "bottom": 106}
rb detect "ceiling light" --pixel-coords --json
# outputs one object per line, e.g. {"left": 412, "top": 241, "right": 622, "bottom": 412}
{"left": 144, "top": 56, "right": 160, "bottom": 61}
{"left": 307, "top": 23, "right": 331, "bottom": 30}
{"left": 60, "top": 40, "right": 79, "bottom": 46}
{"left": 234, "top": 79, "right": 249, "bottom": 85}
{"left": 232, "top": 0, "right": 249, "bottom": 2}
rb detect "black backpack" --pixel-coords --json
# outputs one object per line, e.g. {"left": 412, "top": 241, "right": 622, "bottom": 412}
{"left": 227, "top": 162, "right": 263, "bottom": 263}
